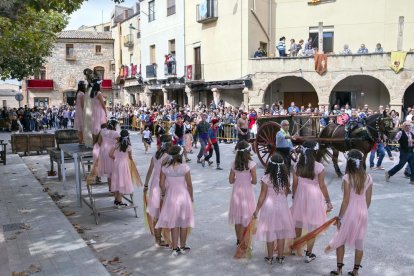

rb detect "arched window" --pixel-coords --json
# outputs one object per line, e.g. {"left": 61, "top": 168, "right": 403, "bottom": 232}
{"left": 94, "top": 66, "right": 105, "bottom": 79}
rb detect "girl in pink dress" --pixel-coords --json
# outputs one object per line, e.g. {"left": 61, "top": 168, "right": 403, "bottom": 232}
{"left": 155, "top": 145, "right": 194, "bottom": 256}
{"left": 254, "top": 154, "right": 295, "bottom": 265}
{"left": 110, "top": 130, "right": 134, "bottom": 206}
{"left": 144, "top": 135, "right": 172, "bottom": 247}
{"left": 326, "top": 149, "right": 373, "bottom": 276}
{"left": 228, "top": 140, "right": 257, "bottom": 246}
{"left": 91, "top": 82, "right": 107, "bottom": 141}
{"left": 291, "top": 140, "right": 333, "bottom": 263}
{"left": 73, "top": 81, "right": 85, "bottom": 144}
{"left": 98, "top": 120, "right": 120, "bottom": 191}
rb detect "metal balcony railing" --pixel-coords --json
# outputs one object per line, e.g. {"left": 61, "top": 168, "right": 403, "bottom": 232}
{"left": 196, "top": 0, "right": 218, "bottom": 23}
{"left": 164, "top": 62, "right": 177, "bottom": 76}
{"left": 124, "top": 34, "right": 134, "bottom": 47}
{"left": 185, "top": 64, "right": 204, "bottom": 81}
{"left": 146, "top": 64, "right": 157, "bottom": 79}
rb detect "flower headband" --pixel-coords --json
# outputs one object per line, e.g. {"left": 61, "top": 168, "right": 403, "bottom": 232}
{"left": 345, "top": 150, "right": 364, "bottom": 169}
{"left": 236, "top": 145, "right": 251, "bottom": 152}
{"left": 269, "top": 159, "right": 285, "bottom": 189}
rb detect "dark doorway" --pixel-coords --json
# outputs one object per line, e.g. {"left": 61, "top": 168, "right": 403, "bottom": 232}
{"left": 403, "top": 83, "right": 414, "bottom": 117}
{"left": 331, "top": 91, "right": 351, "bottom": 109}
{"left": 65, "top": 91, "right": 76, "bottom": 106}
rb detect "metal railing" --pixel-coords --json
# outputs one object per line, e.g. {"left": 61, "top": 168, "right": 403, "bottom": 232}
{"left": 164, "top": 63, "right": 177, "bottom": 76}
{"left": 196, "top": 0, "right": 218, "bottom": 23}
{"left": 146, "top": 64, "right": 157, "bottom": 78}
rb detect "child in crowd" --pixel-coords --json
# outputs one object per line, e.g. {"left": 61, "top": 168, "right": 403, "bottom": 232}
{"left": 144, "top": 135, "right": 172, "bottom": 247}
{"left": 155, "top": 145, "right": 194, "bottom": 256}
{"left": 93, "top": 123, "right": 107, "bottom": 183}
{"left": 98, "top": 120, "right": 120, "bottom": 191}
{"left": 228, "top": 141, "right": 257, "bottom": 246}
{"left": 110, "top": 129, "right": 135, "bottom": 206}
{"left": 325, "top": 149, "right": 373, "bottom": 276}
{"left": 143, "top": 126, "right": 152, "bottom": 154}
{"left": 291, "top": 140, "right": 333, "bottom": 262}
{"left": 184, "top": 120, "right": 193, "bottom": 154}
{"left": 254, "top": 154, "right": 295, "bottom": 265}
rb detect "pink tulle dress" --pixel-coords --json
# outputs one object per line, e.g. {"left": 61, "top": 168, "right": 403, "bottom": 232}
{"left": 92, "top": 143, "right": 100, "bottom": 163}
{"left": 91, "top": 91, "right": 107, "bottom": 135}
{"left": 255, "top": 175, "right": 296, "bottom": 242}
{"left": 291, "top": 161, "right": 327, "bottom": 231}
{"left": 111, "top": 146, "right": 134, "bottom": 195}
{"left": 98, "top": 129, "right": 120, "bottom": 177}
{"left": 228, "top": 161, "right": 256, "bottom": 227}
{"left": 73, "top": 91, "right": 84, "bottom": 131}
{"left": 147, "top": 154, "right": 168, "bottom": 219}
{"left": 327, "top": 174, "right": 372, "bottom": 251}
{"left": 155, "top": 164, "right": 194, "bottom": 229}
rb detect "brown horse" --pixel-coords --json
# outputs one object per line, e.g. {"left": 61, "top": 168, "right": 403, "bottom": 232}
{"left": 317, "top": 113, "right": 394, "bottom": 177}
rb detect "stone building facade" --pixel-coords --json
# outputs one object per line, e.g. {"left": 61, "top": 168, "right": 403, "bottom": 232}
{"left": 23, "top": 30, "right": 114, "bottom": 108}
{"left": 247, "top": 53, "right": 414, "bottom": 115}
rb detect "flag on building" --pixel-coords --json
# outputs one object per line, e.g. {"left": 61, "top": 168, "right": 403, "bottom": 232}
{"left": 314, "top": 53, "right": 327, "bottom": 75}
{"left": 390, "top": 51, "right": 407, "bottom": 73}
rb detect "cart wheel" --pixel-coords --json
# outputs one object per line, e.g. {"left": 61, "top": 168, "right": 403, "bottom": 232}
{"left": 255, "top": 121, "right": 280, "bottom": 167}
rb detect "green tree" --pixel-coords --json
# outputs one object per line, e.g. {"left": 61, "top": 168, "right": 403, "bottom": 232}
{"left": 0, "top": 8, "right": 68, "bottom": 80}
{"left": 0, "top": 0, "right": 124, "bottom": 80}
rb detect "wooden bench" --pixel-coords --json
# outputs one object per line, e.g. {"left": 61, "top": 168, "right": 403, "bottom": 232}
{"left": 11, "top": 133, "right": 55, "bottom": 155}
{"left": 48, "top": 129, "right": 79, "bottom": 180}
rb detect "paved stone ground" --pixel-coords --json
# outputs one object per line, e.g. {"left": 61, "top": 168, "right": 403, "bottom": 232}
{"left": 0, "top": 152, "right": 109, "bottom": 276}
{"left": 2, "top": 131, "right": 414, "bottom": 275}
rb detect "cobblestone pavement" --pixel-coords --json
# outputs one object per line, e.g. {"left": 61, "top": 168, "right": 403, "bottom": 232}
{"left": 1, "top": 131, "right": 414, "bottom": 275}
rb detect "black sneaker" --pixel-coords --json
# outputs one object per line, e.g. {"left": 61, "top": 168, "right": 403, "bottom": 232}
{"left": 208, "top": 161, "right": 213, "bottom": 166}
{"left": 197, "top": 159, "right": 202, "bottom": 164}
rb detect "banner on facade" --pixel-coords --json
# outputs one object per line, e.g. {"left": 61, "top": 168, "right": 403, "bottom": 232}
{"left": 390, "top": 51, "right": 407, "bottom": 73}
{"left": 314, "top": 53, "right": 327, "bottom": 75}
{"left": 186, "top": 65, "right": 193, "bottom": 80}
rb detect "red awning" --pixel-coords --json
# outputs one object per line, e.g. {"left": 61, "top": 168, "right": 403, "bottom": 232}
{"left": 101, "top": 79, "right": 112, "bottom": 90}
{"left": 27, "top": 80, "right": 54, "bottom": 90}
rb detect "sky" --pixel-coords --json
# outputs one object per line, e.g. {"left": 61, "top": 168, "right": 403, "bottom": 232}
{"left": 65, "top": 0, "right": 137, "bottom": 30}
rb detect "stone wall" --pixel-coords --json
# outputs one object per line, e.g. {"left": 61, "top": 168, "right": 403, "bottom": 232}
{"left": 27, "top": 38, "right": 114, "bottom": 107}
{"left": 247, "top": 53, "right": 414, "bottom": 112}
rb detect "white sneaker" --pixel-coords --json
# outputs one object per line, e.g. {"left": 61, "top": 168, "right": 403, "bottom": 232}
{"left": 304, "top": 252, "right": 316, "bottom": 263}
{"left": 171, "top": 248, "right": 182, "bottom": 256}
{"left": 180, "top": 246, "right": 191, "bottom": 255}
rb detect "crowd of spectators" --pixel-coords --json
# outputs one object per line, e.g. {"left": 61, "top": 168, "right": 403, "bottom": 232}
{"left": 254, "top": 36, "right": 386, "bottom": 58}
{"left": 1, "top": 100, "right": 413, "bottom": 138}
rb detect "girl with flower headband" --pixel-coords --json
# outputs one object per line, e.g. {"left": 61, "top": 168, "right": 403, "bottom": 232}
{"left": 325, "top": 149, "right": 373, "bottom": 276}
{"left": 97, "top": 120, "right": 120, "bottom": 192}
{"left": 155, "top": 145, "right": 194, "bottom": 256}
{"left": 110, "top": 129, "right": 136, "bottom": 207}
{"left": 253, "top": 154, "right": 296, "bottom": 265}
{"left": 228, "top": 140, "right": 257, "bottom": 246}
{"left": 291, "top": 140, "right": 333, "bottom": 263}
{"left": 144, "top": 135, "right": 172, "bottom": 247}
{"left": 91, "top": 82, "right": 107, "bottom": 142}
